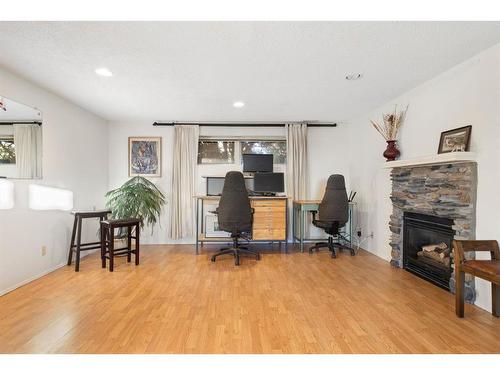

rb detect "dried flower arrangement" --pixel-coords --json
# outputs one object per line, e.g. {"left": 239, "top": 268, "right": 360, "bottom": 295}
{"left": 370, "top": 104, "right": 409, "bottom": 141}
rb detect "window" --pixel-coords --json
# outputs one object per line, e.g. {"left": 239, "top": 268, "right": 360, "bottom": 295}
{"left": 240, "top": 140, "right": 286, "bottom": 164}
{"left": 0, "top": 137, "right": 15, "bottom": 164}
{"left": 197, "top": 138, "right": 287, "bottom": 165}
{"left": 198, "top": 140, "right": 235, "bottom": 164}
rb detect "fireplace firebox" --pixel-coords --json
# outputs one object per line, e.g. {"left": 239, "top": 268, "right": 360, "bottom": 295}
{"left": 403, "top": 212, "right": 455, "bottom": 290}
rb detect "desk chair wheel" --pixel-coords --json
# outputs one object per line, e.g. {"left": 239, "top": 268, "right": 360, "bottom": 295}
{"left": 211, "top": 255, "right": 216, "bottom": 262}
{"left": 309, "top": 243, "right": 320, "bottom": 254}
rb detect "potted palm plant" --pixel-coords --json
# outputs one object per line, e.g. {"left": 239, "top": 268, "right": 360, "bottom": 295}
{"left": 105, "top": 176, "right": 166, "bottom": 237}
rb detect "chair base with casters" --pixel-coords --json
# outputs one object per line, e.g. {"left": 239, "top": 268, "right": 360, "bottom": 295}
{"left": 211, "top": 234, "right": 261, "bottom": 266}
{"left": 309, "top": 212, "right": 355, "bottom": 258}
{"left": 309, "top": 234, "right": 355, "bottom": 258}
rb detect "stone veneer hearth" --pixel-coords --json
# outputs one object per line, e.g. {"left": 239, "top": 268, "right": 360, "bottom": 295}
{"left": 389, "top": 162, "right": 477, "bottom": 303}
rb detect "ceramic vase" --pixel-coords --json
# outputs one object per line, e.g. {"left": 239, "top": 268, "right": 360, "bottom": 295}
{"left": 383, "top": 140, "right": 400, "bottom": 161}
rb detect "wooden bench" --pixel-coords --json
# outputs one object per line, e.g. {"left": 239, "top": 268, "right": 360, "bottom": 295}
{"left": 453, "top": 240, "right": 500, "bottom": 318}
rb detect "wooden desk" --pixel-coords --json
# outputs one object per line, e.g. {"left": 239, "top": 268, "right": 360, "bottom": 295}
{"left": 195, "top": 195, "right": 289, "bottom": 254}
{"left": 292, "top": 200, "right": 356, "bottom": 252}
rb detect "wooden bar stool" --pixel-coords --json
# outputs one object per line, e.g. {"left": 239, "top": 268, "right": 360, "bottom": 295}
{"left": 453, "top": 240, "right": 500, "bottom": 318}
{"left": 68, "top": 209, "right": 112, "bottom": 272}
{"left": 100, "top": 218, "right": 141, "bottom": 272}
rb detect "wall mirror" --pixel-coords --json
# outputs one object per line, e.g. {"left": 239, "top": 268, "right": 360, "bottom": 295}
{"left": 0, "top": 95, "right": 42, "bottom": 179}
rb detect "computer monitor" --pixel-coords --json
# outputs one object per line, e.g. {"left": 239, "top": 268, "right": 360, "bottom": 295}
{"left": 242, "top": 154, "right": 273, "bottom": 173}
{"left": 254, "top": 172, "right": 284, "bottom": 194}
{"left": 206, "top": 176, "right": 254, "bottom": 196}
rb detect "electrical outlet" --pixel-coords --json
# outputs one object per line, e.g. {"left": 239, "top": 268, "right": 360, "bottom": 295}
{"left": 357, "top": 230, "right": 362, "bottom": 237}
{"left": 41, "top": 246, "right": 47, "bottom": 256}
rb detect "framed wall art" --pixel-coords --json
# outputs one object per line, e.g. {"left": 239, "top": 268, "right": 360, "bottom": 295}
{"left": 128, "top": 136, "right": 162, "bottom": 177}
{"left": 437, "top": 125, "right": 472, "bottom": 154}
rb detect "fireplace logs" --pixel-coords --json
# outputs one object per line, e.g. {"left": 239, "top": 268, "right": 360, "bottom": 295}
{"left": 417, "top": 242, "right": 451, "bottom": 268}
{"left": 402, "top": 212, "right": 455, "bottom": 291}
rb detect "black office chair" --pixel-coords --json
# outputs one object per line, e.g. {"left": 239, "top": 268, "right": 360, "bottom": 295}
{"left": 309, "top": 174, "right": 355, "bottom": 258}
{"left": 211, "top": 171, "right": 261, "bottom": 266}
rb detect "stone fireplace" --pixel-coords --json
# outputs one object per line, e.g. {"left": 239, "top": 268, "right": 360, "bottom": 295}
{"left": 388, "top": 161, "right": 477, "bottom": 303}
{"left": 403, "top": 211, "right": 454, "bottom": 290}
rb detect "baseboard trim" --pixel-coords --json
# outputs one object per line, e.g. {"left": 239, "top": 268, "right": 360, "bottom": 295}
{"left": 0, "top": 262, "right": 66, "bottom": 297}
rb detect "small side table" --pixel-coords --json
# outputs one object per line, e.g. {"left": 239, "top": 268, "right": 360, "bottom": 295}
{"left": 68, "top": 209, "right": 112, "bottom": 272}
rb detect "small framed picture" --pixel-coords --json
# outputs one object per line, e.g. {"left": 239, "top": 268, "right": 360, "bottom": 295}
{"left": 438, "top": 125, "right": 472, "bottom": 154}
{"left": 128, "top": 137, "right": 162, "bottom": 177}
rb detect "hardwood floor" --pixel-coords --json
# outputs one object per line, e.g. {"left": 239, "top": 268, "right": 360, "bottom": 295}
{"left": 0, "top": 244, "right": 499, "bottom": 354}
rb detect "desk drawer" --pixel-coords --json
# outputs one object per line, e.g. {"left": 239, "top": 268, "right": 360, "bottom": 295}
{"left": 254, "top": 211, "right": 285, "bottom": 225}
{"left": 253, "top": 206, "right": 286, "bottom": 214}
{"left": 251, "top": 200, "right": 286, "bottom": 208}
{"left": 252, "top": 228, "right": 286, "bottom": 240}
{"left": 251, "top": 198, "right": 286, "bottom": 240}
{"left": 253, "top": 210, "right": 286, "bottom": 221}
{"left": 253, "top": 220, "right": 286, "bottom": 230}
{"left": 253, "top": 222, "right": 285, "bottom": 229}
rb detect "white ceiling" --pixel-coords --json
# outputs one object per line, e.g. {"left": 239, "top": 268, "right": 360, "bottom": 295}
{"left": 0, "top": 22, "right": 499, "bottom": 123}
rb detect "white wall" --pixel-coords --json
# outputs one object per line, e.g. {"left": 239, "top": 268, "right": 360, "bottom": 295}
{"left": 347, "top": 43, "right": 500, "bottom": 312}
{"left": 107, "top": 123, "right": 351, "bottom": 244}
{"left": 0, "top": 67, "right": 108, "bottom": 295}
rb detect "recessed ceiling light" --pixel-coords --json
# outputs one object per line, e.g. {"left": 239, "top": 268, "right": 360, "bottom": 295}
{"left": 345, "top": 73, "right": 363, "bottom": 81}
{"left": 95, "top": 67, "right": 113, "bottom": 77}
{"left": 233, "top": 101, "right": 245, "bottom": 108}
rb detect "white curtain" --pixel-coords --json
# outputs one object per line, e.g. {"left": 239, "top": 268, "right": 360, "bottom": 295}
{"left": 169, "top": 125, "right": 199, "bottom": 239}
{"left": 286, "top": 123, "right": 308, "bottom": 200}
{"left": 13, "top": 123, "right": 42, "bottom": 179}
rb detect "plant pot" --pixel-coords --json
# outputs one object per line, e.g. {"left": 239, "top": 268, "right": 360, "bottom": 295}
{"left": 383, "top": 140, "right": 400, "bottom": 162}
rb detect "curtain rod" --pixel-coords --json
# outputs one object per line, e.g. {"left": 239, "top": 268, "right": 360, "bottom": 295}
{"left": 153, "top": 121, "right": 337, "bottom": 127}
{"left": 0, "top": 121, "right": 42, "bottom": 126}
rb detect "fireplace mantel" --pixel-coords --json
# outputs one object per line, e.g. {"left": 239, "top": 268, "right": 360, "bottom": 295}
{"left": 383, "top": 151, "right": 476, "bottom": 169}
